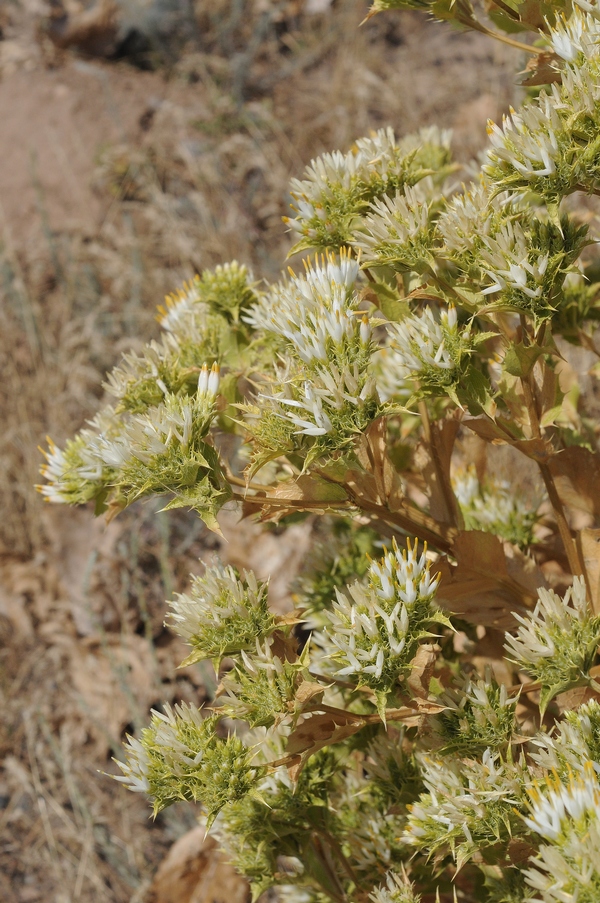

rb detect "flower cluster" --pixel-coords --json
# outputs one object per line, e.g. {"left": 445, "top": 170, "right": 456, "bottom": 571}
{"left": 39, "top": 4, "right": 600, "bottom": 902}
{"left": 115, "top": 703, "right": 259, "bottom": 824}
{"left": 324, "top": 540, "right": 449, "bottom": 710}
{"left": 383, "top": 304, "right": 487, "bottom": 406}
{"left": 484, "top": 8, "right": 600, "bottom": 202}
{"left": 523, "top": 765, "right": 600, "bottom": 901}
{"left": 353, "top": 186, "right": 436, "bottom": 273}
{"left": 504, "top": 577, "right": 600, "bottom": 713}
{"left": 432, "top": 671, "right": 520, "bottom": 755}
{"left": 404, "top": 750, "right": 528, "bottom": 869}
{"left": 532, "top": 699, "right": 600, "bottom": 778}
{"left": 453, "top": 465, "right": 540, "bottom": 547}
{"left": 167, "top": 562, "right": 275, "bottom": 667}
{"left": 243, "top": 252, "right": 380, "bottom": 461}
{"left": 285, "top": 126, "right": 452, "bottom": 253}
{"left": 368, "top": 872, "right": 421, "bottom": 903}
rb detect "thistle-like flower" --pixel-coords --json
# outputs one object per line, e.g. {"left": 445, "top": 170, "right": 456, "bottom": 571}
{"left": 244, "top": 252, "right": 361, "bottom": 365}
{"left": 353, "top": 186, "right": 434, "bottom": 272}
{"left": 115, "top": 704, "right": 258, "bottom": 823}
{"left": 521, "top": 765, "right": 600, "bottom": 900}
{"left": 452, "top": 465, "right": 540, "bottom": 547}
{"left": 166, "top": 562, "right": 275, "bottom": 667}
{"left": 432, "top": 670, "right": 520, "bottom": 755}
{"left": 532, "top": 698, "right": 600, "bottom": 777}
{"left": 325, "top": 540, "right": 448, "bottom": 711}
{"left": 504, "top": 577, "right": 600, "bottom": 713}
{"left": 384, "top": 304, "right": 480, "bottom": 402}
{"left": 404, "top": 750, "right": 528, "bottom": 868}
{"left": 484, "top": 97, "right": 562, "bottom": 186}
{"left": 369, "top": 872, "right": 421, "bottom": 903}
{"left": 285, "top": 127, "right": 452, "bottom": 253}
{"left": 158, "top": 262, "right": 257, "bottom": 332}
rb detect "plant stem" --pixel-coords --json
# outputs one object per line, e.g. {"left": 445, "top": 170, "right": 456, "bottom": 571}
{"left": 418, "top": 400, "right": 460, "bottom": 528}
{"left": 519, "top": 372, "right": 586, "bottom": 579}
{"left": 457, "top": 14, "right": 541, "bottom": 55}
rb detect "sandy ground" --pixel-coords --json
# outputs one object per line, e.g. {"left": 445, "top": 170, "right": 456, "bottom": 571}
{"left": 0, "top": 2, "right": 522, "bottom": 900}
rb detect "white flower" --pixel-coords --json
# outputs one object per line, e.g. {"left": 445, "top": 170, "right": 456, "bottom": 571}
{"left": 369, "top": 872, "right": 420, "bottom": 903}
{"left": 167, "top": 562, "right": 267, "bottom": 645}
{"left": 504, "top": 577, "right": 589, "bottom": 669}
{"left": 484, "top": 97, "right": 561, "bottom": 180}
{"left": 197, "top": 362, "right": 221, "bottom": 398}
{"left": 353, "top": 185, "right": 431, "bottom": 264}
{"left": 524, "top": 765, "right": 600, "bottom": 842}
{"left": 384, "top": 304, "right": 468, "bottom": 385}
{"left": 245, "top": 252, "right": 361, "bottom": 365}
{"left": 550, "top": 9, "right": 600, "bottom": 61}
{"left": 479, "top": 220, "right": 549, "bottom": 300}
{"left": 325, "top": 540, "right": 440, "bottom": 679}
{"left": 158, "top": 277, "right": 205, "bottom": 333}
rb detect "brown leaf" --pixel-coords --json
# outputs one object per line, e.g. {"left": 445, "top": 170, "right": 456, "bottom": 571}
{"left": 556, "top": 684, "right": 600, "bottom": 714}
{"left": 147, "top": 828, "right": 249, "bottom": 903}
{"left": 434, "top": 531, "right": 543, "bottom": 629}
{"left": 518, "top": 50, "right": 561, "bottom": 87}
{"left": 464, "top": 418, "right": 554, "bottom": 462}
{"left": 407, "top": 643, "right": 439, "bottom": 699}
{"left": 355, "top": 417, "right": 405, "bottom": 506}
{"left": 464, "top": 417, "right": 511, "bottom": 444}
{"left": 268, "top": 474, "right": 348, "bottom": 505}
{"left": 285, "top": 710, "right": 366, "bottom": 779}
{"left": 549, "top": 447, "right": 600, "bottom": 518}
{"left": 293, "top": 680, "right": 326, "bottom": 711}
{"left": 416, "top": 419, "right": 460, "bottom": 525}
{"left": 577, "top": 528, "right": 600, "bottom": 615}
{"left": 270, "top": 629, "right": 299, "bottom": 663}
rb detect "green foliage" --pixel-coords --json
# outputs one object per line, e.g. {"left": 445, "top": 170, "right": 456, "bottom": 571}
{"left": 116, "top": 705, "right": 259, "bottom": 825}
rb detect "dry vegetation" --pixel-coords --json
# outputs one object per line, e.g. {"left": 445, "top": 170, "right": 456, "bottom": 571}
{"left": 0, "top": 2, "right": 521, "bottom": 900}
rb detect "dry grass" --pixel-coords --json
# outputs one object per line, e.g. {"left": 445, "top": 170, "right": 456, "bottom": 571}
{"left": 0, "top": 1, "right": 522, "bottom": 899}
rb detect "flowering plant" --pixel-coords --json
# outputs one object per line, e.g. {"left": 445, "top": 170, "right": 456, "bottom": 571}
{"left": 41, "top": 2, "right": 600, "bottom": 900}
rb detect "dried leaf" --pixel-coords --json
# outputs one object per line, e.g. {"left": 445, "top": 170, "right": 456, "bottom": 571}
{"left": 268, "top": 475, "right": 348, "bottom": 505}
{"left": 577, "top": 528, "right": 600, "bottom": 615}
{"left": 518, "top": 50, "right": 561, "bottom": 86}
{"left": 416, "top": 419, "right": 460, "bottom": 525}
{"left": 434, "top": 531, "right": 543, "bottom": 629}
{"left": 549, "top": 447, "right": 600, "bottom": 518}
{"left": 285, "top": 710, "right": 366, "bottom": 779}
{"left": 147, "top": 828, "right": 249, "bottom": 903}
{"left": 407, "top": 643, "right": 439, "bottom": 699}
{"left": 464, "top": 418, "right": 554, "bottom": 461}
{"left": 294, "top": 680, "right": 326, "bottom": 711}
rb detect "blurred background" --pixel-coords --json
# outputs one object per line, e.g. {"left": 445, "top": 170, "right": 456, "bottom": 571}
{"left": 0, "top": 2, "right": 520, "bottom": 900}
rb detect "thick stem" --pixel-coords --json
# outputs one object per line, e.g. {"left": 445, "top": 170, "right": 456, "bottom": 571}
{"left": 457, "top": 13, "right": 541, "bottom": 55}
{"left": 418, "top": 400, "right": 460, "bottom": 529}
{"left": 538, "top": 461, "right": 587, "bottom": 579}
{"left": 344, "top": 486, "right": 455, "bottom": 553}
{"left": 519, "top": 373, "right": 586, "bottom": 579}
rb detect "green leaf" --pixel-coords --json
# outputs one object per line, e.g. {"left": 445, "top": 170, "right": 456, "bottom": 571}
{"left": 367, "top": 278, "right": 411, "bottom": 322}
{"left": 503, "top": 342, "right": 548, "bottom": 378}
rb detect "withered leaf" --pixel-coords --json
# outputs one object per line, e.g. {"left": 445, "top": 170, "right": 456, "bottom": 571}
{"left": 434, "top": 531, "right": 543, "bottom": 629}
{"left": 577, "top": 528, "right": 600, "bottom": 615}
{"left": 549, "top": 447, "right": 600, "bottom": 518}
{"left": 268, "top": 475, "right": 348, "bottom": 505}
{"left": 285, "top": 710, "right": 366, "bottom": 779}
{"left": 416, "top": 418, "right": 461, "bottom": 526}
{"left": 518, "top": 51, "right": 561, "bottom": 86}
{"left": 407, "top": 643, "right": 439, "bottom": 700}
{"left": 293, "top": 680, "right": 326, "bottom": 711}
